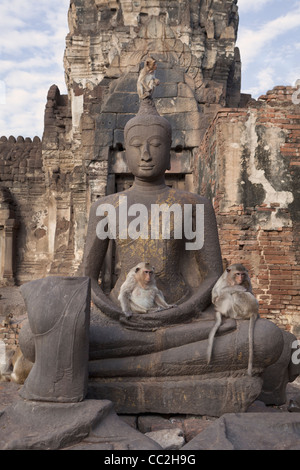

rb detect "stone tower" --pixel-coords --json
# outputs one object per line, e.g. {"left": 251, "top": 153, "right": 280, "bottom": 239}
{"left": 63, "top": 0, "right": 242, "bottom": 195}
{"left": 40, "top": 0, "right": 243, "bottom": 279}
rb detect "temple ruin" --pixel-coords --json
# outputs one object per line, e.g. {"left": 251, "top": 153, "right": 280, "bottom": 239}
{"left": 0, "top": 0, "right": 299, "bottom": 349}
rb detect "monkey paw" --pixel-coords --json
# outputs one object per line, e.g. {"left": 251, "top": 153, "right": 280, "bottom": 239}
{"left": 165, "top": 304, "right": 177, "bottom": 309}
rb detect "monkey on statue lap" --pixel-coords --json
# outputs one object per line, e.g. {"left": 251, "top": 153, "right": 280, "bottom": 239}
{"left": 118, "top": 262, "right": 175, "bottom": 318}
{"left": 207, "top": 264, "right": 259, "bottom": 376}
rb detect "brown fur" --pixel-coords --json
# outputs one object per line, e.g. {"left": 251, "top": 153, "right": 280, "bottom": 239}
{"left": 11, "top": 347, "right": 33, "bottom": 384}
{"left": 137, "top": 57, "right": 160, "bottom": 99}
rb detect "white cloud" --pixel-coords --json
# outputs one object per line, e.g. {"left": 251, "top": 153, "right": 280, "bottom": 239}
{"left": 0, "top": 82, "right": 6, "bottom": 106}
{"left": 243, "top": 67, "right": 276, "bottom": 97}
{"left": 0, "top": 85, "right": 48, "bottom": 137}
{"left": 238, "top": 0, "right": 275, "bottom": 13}
{"left": 237, "top": 5, "right": 300, "bottom": 69}
{"left": 0, "top": 0, "right": 69, "bottom": 137}
{"left": 238, "top": 2, "right": 300, "bottom": 97}
{"left": 1, "top": 30, "right": 51, "bottom": 55}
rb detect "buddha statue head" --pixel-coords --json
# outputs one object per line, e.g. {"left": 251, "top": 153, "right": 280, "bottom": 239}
{"left": 124, "top": 99, "right": 172, "bottom": 182}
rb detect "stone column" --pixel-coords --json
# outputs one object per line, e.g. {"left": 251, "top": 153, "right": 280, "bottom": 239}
{"left": 3, "top": 219, "right": 16, "bottom": 284}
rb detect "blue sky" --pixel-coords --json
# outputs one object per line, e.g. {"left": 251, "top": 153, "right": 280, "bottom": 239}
{"left": 0, "top": 0, "right": 300, "bottom": 138}
{"left": 237, "top": 0, "right": 300, "bottom": 97}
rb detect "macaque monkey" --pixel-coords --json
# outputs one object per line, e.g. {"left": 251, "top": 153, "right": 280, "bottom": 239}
{"left": 137, "top": 57, "right": 160, "bottom": 100}
{"left": 118, "top": 262, "right": 174, "bottom": 318}
{"left": 207, "top": 264, "right": 259, "bottom": 376}
{"left": 10, "top": 347, "right": 33, "bottom": 384}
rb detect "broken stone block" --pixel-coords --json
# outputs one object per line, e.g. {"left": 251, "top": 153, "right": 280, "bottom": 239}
{"left": 145, "top": 428, "right": 185, "bottom": 450}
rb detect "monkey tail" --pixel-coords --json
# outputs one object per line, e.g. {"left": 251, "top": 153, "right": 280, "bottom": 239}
{"left": 247, "top": 315, "right": 256, "bottom": 376}
{"left": 207, "top": 311, "right": 222, "bottom": 365}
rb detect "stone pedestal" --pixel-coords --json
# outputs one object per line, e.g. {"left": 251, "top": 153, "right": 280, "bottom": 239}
{"left": 87, "top": 315, "right": 286, "bottom": 417}
{"left": 88, "top": 375, "right": 263, "bottom": 417}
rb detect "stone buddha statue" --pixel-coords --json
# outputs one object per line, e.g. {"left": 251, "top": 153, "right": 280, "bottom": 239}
{"left": 85, "top": 98, "right": 223, "bottom": 330}
{"left": 84, "top": 92, "right": 285, "bottom": 416}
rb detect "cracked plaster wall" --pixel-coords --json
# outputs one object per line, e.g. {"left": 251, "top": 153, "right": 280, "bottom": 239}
{"left": 197, "top": 86, "right": 300, "bottom": 334}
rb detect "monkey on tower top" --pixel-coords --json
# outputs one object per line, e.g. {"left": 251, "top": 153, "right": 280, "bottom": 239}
{"left": 137, "top": 56, "right": 160, "bottom": 100}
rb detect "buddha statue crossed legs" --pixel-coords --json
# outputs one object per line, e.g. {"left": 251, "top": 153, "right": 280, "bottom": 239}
{"left": 84, "top": 98, "right": 284, "bottom": 416}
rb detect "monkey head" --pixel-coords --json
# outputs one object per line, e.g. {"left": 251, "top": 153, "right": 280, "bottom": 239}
{"left": 135, "top": 262, "right": 155, "bottom": 289}
{"left": 226, "top": 264, "right": 250, "bottom": 288}
{"left": 145, "top": 57, "right": 157, "bottom": 72}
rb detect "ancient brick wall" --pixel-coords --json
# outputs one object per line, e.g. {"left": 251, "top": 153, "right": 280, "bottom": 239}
{"left": 197, "top": 85, "right": 300, "bottom": 335}
{"left": 0, "top": 318, "right": 22, "bottom": 354}
{"left": 0, "top": 135, "right": 45, "bottom": 284}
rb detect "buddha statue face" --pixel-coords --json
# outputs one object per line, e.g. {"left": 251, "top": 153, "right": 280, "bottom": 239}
{"left": 125, "top": 123, "right": 171, "bottom": 181}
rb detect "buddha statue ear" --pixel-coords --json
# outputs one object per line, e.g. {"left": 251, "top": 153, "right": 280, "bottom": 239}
{"left": 166, "top": 157, "right": 171, "bottom": 171}
{"left": 164, "top": 135, "right": 171, "bottom": 170}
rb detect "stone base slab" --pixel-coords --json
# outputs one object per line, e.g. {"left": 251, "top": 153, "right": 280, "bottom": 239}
{"left": 88, "top": 374, "right": 263, "bottom": 417}
{"left": 0, "top": 399, "right": 162, "bottom": 450}
{"left": 182, "top": 412, "right": 300, "bottom": 450}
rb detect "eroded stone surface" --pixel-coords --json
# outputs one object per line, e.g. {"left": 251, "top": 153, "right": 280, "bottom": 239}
{"left": 182, "top": 412, "right": 300, "bottom": 450}
{"left": 0, "top": 399, "right": 162, "bottom": 450}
